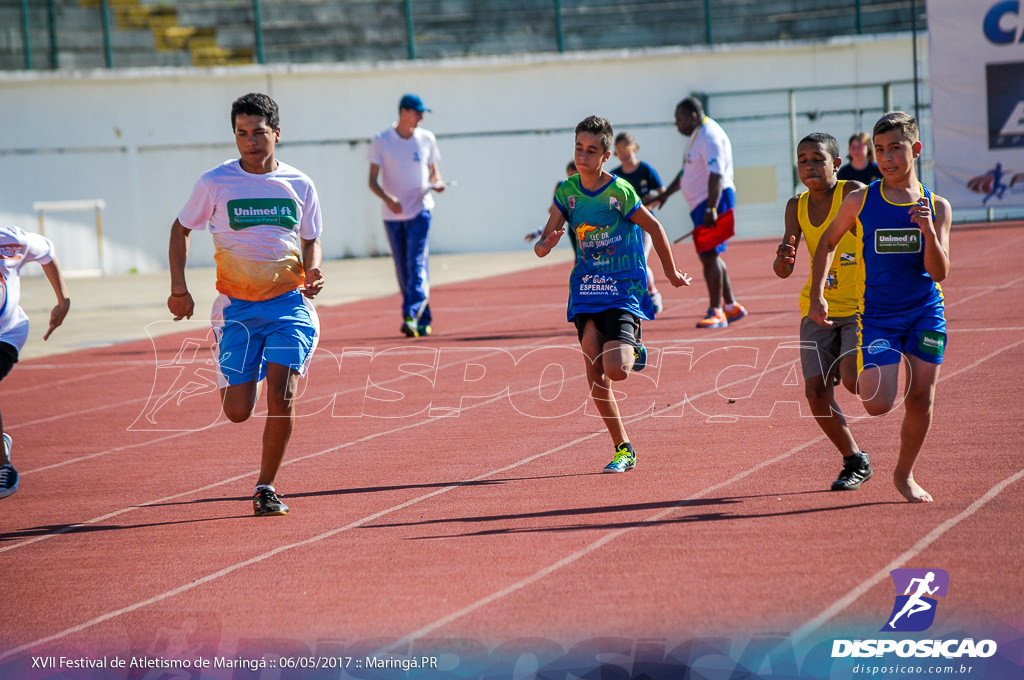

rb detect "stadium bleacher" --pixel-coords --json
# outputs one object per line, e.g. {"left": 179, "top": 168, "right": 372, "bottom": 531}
{"left": 1, "top": 0, "right": 920, "bottom": 71}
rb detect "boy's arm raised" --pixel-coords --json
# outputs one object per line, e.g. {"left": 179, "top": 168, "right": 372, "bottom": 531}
{"left": 533, "top": 210, "right": 566, "bottom": 257}
{"left": 808, "top": 189, "right": 862, "bottom": 326}
{"left": 916, "top": 195, "right": 952, "bottom": 283}
{"left": 774, "top": 197, "right": 802, "bottom": 279}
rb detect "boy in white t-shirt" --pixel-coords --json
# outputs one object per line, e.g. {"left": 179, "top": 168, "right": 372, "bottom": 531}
{"left": 649, "top": 97, "right": 748, "bottom": 329}
{"left": 0, "top": 225, "right": 71, "bottom": 498}
{"left": 167, "top": 92, "right": 325, "bottom": 517}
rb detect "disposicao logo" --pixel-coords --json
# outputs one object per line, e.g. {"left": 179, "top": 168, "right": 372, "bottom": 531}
{"left": 831, "top": 569, "right": 999, "bottom": 660}
{"left": 882, "top": 568, "right": 948, "bottom": 632}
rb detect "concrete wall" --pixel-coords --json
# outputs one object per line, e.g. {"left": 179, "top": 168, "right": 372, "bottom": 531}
{"left": 0, "top": 33, "right": 925, "bottom": 274}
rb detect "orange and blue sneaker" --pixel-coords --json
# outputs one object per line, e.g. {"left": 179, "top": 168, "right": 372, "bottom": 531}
{"left": 603, "top": 442, "right": 637, "bottom": 473}
{"left": 696, "top": 307, "right": 727, "bottom": 329}
{"left": 724, "top": 302, "right": 748, "bottom": 324}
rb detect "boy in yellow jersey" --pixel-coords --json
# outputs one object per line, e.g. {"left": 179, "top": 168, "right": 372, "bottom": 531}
{"left": 167, "top": 93, "right": 325, "bottom": 517}
{"left": 810, "top": 112, "right": 952, "bottom": 503}
{"left": 774, "top": 133, "right": 869, "bottom": 491}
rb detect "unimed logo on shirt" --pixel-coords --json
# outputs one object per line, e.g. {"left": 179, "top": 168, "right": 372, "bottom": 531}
{"left": 227, "top": 199, "right": 299, "bottom": 230}
{"left": 875, "top": 228, "right": 921, "bottom": 254}
{"left": 0, "top": 243, "right": 25, "bottom": 260}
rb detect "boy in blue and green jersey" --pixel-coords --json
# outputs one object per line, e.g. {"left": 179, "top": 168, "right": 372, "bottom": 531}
{"left": 534, "top": 116, "right": 692, "bottom": 473}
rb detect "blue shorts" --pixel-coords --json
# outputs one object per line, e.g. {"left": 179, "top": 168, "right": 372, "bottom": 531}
{"left": 859, "top": 304, "right": 947, "bottom": 369}
{"left": 212, "top": 289, "right": 320, "bottom": 388}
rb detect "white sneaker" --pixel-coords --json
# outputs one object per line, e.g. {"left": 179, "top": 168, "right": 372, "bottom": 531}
{"left": 651, "top": 291, "right": 664, "bottom": 314}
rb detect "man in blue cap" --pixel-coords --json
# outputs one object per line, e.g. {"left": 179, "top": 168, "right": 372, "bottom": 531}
{"left": 368, "top": 93, "right": 445, "bottom": 337}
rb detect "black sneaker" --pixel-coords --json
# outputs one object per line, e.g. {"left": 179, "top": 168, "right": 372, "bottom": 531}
{"left": 252, "top": 487, "right": 289, "bottom": 516}
{"left": 0, "top": 433, "right": 17, "bottom": 499}
{"left": 831, "top": 452, "right": 873, "bottom": 491}
{"left": 400, "top": 317, "right": 419, "bottom": 338}
{"left": 0, "top": 465, "right": 18, "bottom": 499}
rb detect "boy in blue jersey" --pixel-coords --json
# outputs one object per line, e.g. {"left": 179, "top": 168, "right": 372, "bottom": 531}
{"left": 534, "top": 116, "right": 692, "bottom": 473}
{"left": 809, "top": 112, "right": 952, "bottom": 503}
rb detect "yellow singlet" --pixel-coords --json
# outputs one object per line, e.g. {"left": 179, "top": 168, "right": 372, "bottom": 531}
{"left": 798, "top": 180, "right": 862, "bottom": 318}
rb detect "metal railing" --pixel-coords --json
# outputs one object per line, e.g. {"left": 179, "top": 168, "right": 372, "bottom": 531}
{"left": 4, "top": 0, "right": 922, "bottom": 71}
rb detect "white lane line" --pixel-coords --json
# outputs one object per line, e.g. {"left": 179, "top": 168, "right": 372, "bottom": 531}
{"left": 0, "top": 355, "right": 800, "bottom": 659}
{"left": 375, "top": 336, "right": 1024, "bottom": 652}
{"left": 4, "top": 286, "right": 1020, "bottom": 659}
{"left": 791, "top": 466, "right": 1024, "bottom": 643}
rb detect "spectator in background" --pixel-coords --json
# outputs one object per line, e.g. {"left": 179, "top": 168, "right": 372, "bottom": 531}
{"left": 368, "top": 93, "right": 445, "bottom": 339}
{"left": 611, "top": 132, "right": 667, "bottom": 314}
{"left": 837, "top": 131, "right": 882, "bottom": 185}
{"left": 648, "top": 96, "right": 747, "bottom": 328}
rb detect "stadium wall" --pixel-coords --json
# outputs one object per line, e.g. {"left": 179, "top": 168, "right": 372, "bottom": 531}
{"left": 0, "top": 33, "right": 924, "bottom": 274}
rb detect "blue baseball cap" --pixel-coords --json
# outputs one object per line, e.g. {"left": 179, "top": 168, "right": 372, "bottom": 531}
{"left": 399, "top": 94, "right": 431, "bottom": 112}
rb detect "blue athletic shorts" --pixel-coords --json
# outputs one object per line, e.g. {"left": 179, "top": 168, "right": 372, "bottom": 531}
{"left": 212, "top": 289, "right": 320, "bottom": 388}
{"left": 859, "top": 304, "right": 946, "bottom": 369}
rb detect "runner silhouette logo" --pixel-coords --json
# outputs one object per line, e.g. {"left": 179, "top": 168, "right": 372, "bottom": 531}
{"left": 882, "top": 568, "right": 949, "bottom": 632}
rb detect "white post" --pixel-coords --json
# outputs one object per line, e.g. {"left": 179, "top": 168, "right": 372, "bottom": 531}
{"left": 31, "top": 199, "right": 107, "bottom": 276}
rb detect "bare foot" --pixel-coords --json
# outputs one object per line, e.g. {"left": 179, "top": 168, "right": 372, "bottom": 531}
{"left": 894, "top": 472, "right": 933, "bottom": 503}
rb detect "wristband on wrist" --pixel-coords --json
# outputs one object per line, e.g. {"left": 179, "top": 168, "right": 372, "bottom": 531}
{"left": 170, "top": 292, "right": 189, "bottom": 298}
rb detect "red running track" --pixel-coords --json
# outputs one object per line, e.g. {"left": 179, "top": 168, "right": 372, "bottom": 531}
{"left": 1, "top": 223, "right": 1022, "bottom": 677}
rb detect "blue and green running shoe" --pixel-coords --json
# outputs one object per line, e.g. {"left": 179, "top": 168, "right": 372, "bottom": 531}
{"left": 603, "top": 442, "right": 636, "bottom": 473}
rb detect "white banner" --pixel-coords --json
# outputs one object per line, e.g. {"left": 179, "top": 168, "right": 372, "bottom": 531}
{"left": 929, "top": 0, "right": 1024, "bottom": 208}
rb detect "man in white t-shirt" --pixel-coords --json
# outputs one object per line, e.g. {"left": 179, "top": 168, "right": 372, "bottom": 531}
{"left": 0, "top": 225, "right": 71, "bottom": 499}
{"left": 167, "top": 92, "right": 325, "bottom": 517}
{"left": 368, "top": 93, "right": 444, "bottom": 338}
{"left": 649, "top": 97, "right": 748, "bottom": 329}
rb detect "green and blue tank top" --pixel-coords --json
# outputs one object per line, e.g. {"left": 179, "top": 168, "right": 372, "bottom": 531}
{"left": 553, "top": 174, "right": 652, "bottom": 321}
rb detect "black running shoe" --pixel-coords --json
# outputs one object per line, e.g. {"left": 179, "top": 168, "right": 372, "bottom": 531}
{"left": 252, "top": 487, "right": 289, "bottom": 516}
{"left": 0, "top": 433, "right": 17, "bottom": 499}
{"left": 831, "top": 452, "right": 873, "bottom": 491}
{"left": 400, "top": 317, "right": 419, "bottom": 338}
{"left": 0, "top": 465, "right": 18, "bottom": 499}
